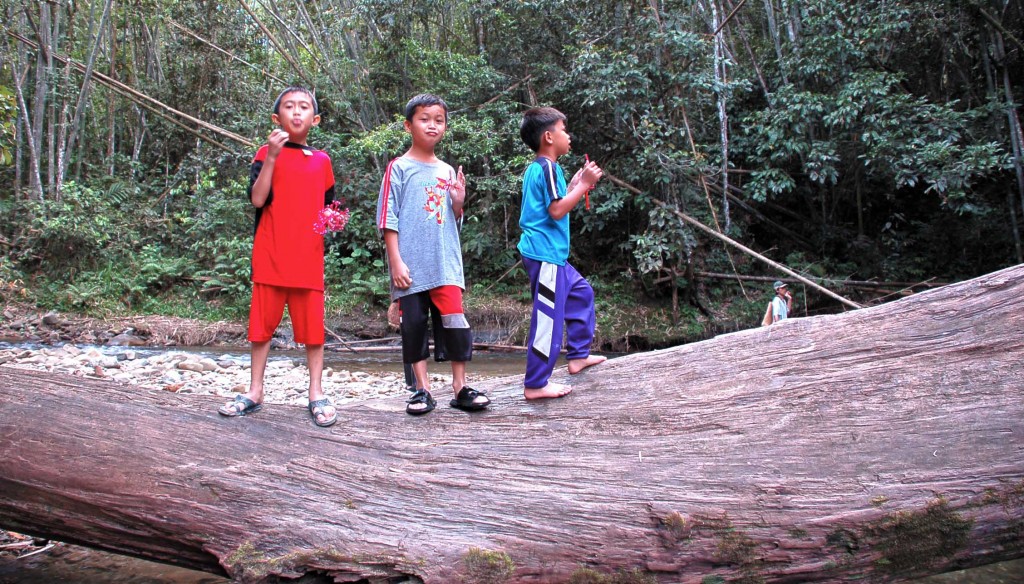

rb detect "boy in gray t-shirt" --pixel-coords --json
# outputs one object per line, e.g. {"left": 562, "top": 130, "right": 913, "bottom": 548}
{"left": 375, "top": 93, "right": 490, "bottom": 416}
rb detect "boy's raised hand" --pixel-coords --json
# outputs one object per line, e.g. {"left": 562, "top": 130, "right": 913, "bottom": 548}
{"left": 567, "top": 168, "right": 584, "bottom": 192}
{"left": 580, "top": 159, "right": 603, "bottom": 188}
{"left": 450, "top": 166, "right": 466, "bottom": 205}
{"left": 266, "top": 128, "right": 289, "bottom": 158}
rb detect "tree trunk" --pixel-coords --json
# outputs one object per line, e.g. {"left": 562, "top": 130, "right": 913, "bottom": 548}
{"left": 12, "top": 55, "right": 44, "bottom": 202}
{"left": 763, "top": 0, "right": 788, "bottom": 85}
{"left": 29, "top": 3, "right": 51, "bottom": 201}
{"left": 58, "top": 0, "right": 114, "bottom": 194}
{"left": 2, "top": 265, "right": 1024, "bottom": 584}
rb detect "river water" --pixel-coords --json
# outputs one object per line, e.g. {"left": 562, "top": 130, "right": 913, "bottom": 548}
{"left": 1, "top": 346, "right": 1021, "bottom": 583}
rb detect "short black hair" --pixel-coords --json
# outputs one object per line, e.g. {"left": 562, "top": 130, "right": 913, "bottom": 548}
{"left": 404, "top": 93, "right": 449, "bottom": 122}
{"left": 520, "top": 107, "right": 567, "bottom": 152}
{"left": 273, "top": 86, "right": 318, "bottom": 115}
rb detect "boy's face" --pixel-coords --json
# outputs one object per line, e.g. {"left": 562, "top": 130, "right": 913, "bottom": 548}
{"left": 271, "top": 91, "right": 320, "bottom": 140}
{"left": 404, "top": 104, "right": 448, "bottom": 150}
{"left": 545, "top": 120, "right": 571, "bottom": 157}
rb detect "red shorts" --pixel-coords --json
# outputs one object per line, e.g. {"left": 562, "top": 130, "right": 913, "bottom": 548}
{"left": 396, "top": 285, "right": 465, "bottom": 318}
{"left": 426, "top": 285, "right": 464, "bottom": 315}
{"left": 248, "top": 283, "right": 325, "bottom": 345}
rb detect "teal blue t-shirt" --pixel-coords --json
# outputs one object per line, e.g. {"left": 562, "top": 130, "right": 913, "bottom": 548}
{"left": 517, "top": 157, "right": 569, "bottom": 265}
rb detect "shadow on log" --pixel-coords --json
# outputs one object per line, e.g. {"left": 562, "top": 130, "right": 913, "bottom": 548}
{"left": 1, "top": 265, "right": 1023, "bottom": 583}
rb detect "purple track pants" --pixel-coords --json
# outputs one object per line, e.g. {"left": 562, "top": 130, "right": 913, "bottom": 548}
{"left": 522, "top": 257, "right": 596, "bottom": 389}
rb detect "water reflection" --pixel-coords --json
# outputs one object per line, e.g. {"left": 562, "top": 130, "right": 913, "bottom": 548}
{"left": 0, "top": 341, "right": 530, "bottom": 378}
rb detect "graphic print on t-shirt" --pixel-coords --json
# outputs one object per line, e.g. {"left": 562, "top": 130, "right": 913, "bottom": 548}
{"left": 423, "top": 175, "right": 455, "bottom": 225}
{"left": 423, "top": 185, "right": 446, "bottom": 225}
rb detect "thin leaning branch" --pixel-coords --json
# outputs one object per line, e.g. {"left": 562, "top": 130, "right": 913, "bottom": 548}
{"left": 235, "top": 0, "right": 314, "bottom": 87}
{"left": 713, "top": 0, "right": 749, "bottom": 35}
{"left": 605, "top": 171, "right": 863, "bottom": 310}
{"left": 8, "top": 30, "right": 256, "bottom": 151}
{"left": 678, "top": 102, "right": 749, "bottom": 299}
{"left": 166, "top": 19, "right": 286, "bottom": 86}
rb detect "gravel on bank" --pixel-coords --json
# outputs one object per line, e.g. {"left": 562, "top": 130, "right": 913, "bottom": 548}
{"left": 0, "top": 343, "right": 425, "bottom": 408}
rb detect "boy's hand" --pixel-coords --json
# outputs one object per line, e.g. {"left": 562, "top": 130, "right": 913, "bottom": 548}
{"left": 390, "top": 258, "right": 412, "bottom": 290}
{"left": 567, "top": 168, "right": 584, "bottom": 192}
{"left": 267, "top": 128, "right": 288, "bottom": 159}
{"left": 580, "top": 160, "right": 603, "bottom": 189}
{"left": 450, "top": 166, "right": 466, "bottom": 205}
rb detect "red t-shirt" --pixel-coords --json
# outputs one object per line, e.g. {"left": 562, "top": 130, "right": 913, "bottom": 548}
{"left": 250, "top": 142, "right": 335, "bottom": 291}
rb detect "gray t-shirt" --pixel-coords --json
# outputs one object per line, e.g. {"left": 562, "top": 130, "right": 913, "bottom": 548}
{"left": 376, "top": 156, "right": 465, "bottom": 300}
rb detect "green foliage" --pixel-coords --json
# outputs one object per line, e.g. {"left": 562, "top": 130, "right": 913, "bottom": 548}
{"left": 1, "top": 0, "right": 1020, "bottom": 328}
{"left": 0, "top": 256, "right": 28, "bottom": 302}
{"left": 16, "top": 182, "right": 119, "bottom": 269}
{"left": 192, "top": 236, "right": 253, "bottom": 302}
{"left": 741, "top": 72, "right": 1007, "bottom": 210}
{"left": 0, "top": 85, "right": 15, "bottom": 166}
{"left": 328, "top": 244, "right": 388, "bottom": 304}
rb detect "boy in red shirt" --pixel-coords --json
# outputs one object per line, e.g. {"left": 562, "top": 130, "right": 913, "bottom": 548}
{"left": 218, "top": 87, "right": 338, "bottom": 427}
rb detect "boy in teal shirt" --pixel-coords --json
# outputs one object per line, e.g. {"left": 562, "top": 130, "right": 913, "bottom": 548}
{"left": 518, "top": 107, "right": 606, "bottom": 400}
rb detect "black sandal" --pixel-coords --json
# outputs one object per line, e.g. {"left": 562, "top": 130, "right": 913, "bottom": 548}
{"left": 308, "top": 398, "right": 338, "bottom": 427}
{"left": 406, "top": 389, "right": 436, "bottom": 416}
{"left": 449, "top": 386, "right": 490, "bottom": 411}
{"left": 218, "top": 395, "right": 262, "bottom": 417}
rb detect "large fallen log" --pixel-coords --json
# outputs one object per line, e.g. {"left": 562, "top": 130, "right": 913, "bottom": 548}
{"left": 1, "top": 265, "right": 1023, "bottom": 583}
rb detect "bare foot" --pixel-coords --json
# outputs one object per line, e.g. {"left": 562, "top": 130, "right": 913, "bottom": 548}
{"left": 524, "top": 383, "right": 572, "bottom": 400}
{"left": 568, "top": 355, "right": 607, "bottom": 375}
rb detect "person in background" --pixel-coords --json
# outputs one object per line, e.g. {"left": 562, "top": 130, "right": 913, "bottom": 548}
{"left": 772, "top": 281, "right": 793, "bottom": 323}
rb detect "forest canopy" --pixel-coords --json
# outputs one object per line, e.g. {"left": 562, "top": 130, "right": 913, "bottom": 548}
{"left": 1, "top": 0, "right": 1021, "bottom": 340}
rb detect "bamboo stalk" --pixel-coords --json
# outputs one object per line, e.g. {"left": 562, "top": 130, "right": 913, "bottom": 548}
{"left": 58, "top": 0, "right": 114, "bottom": 194}
{"left": 11, "top": 56, "right": 44, "bottom": 201}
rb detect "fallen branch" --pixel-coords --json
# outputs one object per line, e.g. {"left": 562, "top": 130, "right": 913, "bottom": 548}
{"left": 693, "top": 271, "right": 947, "bottom": 289}
{"left": 166, "top": 19, "right": 286, "bottom": 85}
{"left": 605, "top": 172, "right": 862, "bottom": 310}
{"left": 8, "top": 30, "right": 256, "bottom": 151}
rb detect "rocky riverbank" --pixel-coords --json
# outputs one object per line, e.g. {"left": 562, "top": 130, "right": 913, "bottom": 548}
{"left": 0, "top": 343, "right": 415, "bottom": 408}
{"left": 0, "top": 303, "right": 461, "bottom": 409}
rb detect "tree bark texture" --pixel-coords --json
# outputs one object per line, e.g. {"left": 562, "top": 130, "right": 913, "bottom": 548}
{"left": 1, "top": 265, "right": 1023, "bottom": 583}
